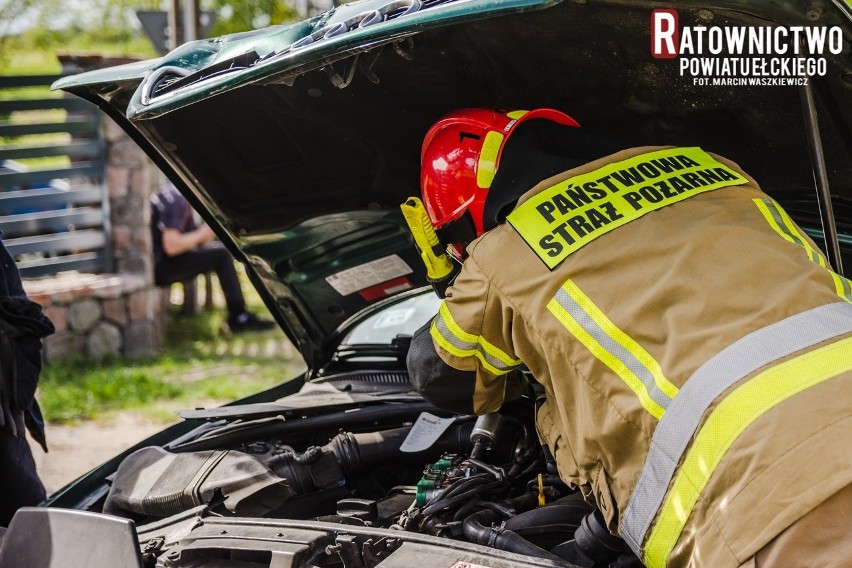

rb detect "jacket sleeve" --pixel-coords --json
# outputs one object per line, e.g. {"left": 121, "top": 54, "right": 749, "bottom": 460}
{"left": 407, "top": 254, "right": 527, "bottom": 415}
{"left": 407, "top": 321, "right": 477, "bottom": 414}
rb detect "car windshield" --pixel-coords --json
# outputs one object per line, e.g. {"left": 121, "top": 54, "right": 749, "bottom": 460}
{"left": 342, "top": 291, "right": 441, "bottom": 345}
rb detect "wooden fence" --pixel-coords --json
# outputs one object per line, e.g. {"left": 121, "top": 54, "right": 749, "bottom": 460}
{"left": 0, "top": 74, "right": 110, "bottom": 278}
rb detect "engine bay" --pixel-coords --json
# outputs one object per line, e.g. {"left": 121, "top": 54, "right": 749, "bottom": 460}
{"left": 84, "top": 370, "right": 641, "bottom": 568}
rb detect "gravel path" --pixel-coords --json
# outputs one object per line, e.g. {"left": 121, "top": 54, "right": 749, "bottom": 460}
{"left": 29, "top": 413, "right": 174, "bottom": 495}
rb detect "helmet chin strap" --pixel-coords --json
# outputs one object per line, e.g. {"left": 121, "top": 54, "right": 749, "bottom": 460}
{"left": 483, "top": 120, "right": 622, "bottom": 232}
{"left": 437, "top": 211, "right": 477, "bottom": 246}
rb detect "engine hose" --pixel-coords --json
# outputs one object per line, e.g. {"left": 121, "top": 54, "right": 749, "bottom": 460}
{"left": 420, "top": 460, "right": 507, "bottom": 515}
{"left": 510, "top": 452, "right": 545, "bottom": 477}
{"left": 289, "top": 446, "right": 323, "bottom": 465}
{"left": 462, "top": 494, "right": 569, "bottom": 565}
{"left": 443, "top": 478, "right": 490, "bottom": 501}
{"left": 452, "top": 498, "right": 479, "bottom": 522}
{"left": 573, "top": 509, "right": 629, "bottom": 561}
{"left": 502, "top": 415, "right": 534, "bottom": 453}
{"left": 468, "top": 458, "right": 505, "bottom": 479}
{"left": 479, "top": 500, "right": 516, "bottom": 518}
{"left": 422, "top": 480, "right": 504, "bottom": 516}
{"left": 440, "top": 474, "right": 490, "bottom": 500}
{"left": 269, "top": 422, "right": 480, "bottom": 494}
{"left": 426, "top": 460, "right": 503, "bottom": 509}
{"left": 326, "top": 421, "right": 476, "bottom": 474}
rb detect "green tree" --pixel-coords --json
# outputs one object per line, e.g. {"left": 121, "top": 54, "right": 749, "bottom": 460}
{"left": 0, "top": 0, "right": 302, "bottom": 73}
{"left": 0, "top": 0, "right": 161, "bottom": 71}
{"left": 208, "top": 0, "right": 299, "bottom": 36}
{"left": 0, "top": 0, "right": 47, "bottom": 68}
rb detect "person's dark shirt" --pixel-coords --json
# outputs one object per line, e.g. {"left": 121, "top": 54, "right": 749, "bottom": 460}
{"left": 150, "top": 184, "right": 198, "bottom": 264}
{"left": 0, "top": 238, "right": 53, "bottom": 451}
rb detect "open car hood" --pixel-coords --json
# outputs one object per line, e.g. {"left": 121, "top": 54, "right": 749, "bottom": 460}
{"left": 54, "top": 0, "right": 852, "bottom": 370}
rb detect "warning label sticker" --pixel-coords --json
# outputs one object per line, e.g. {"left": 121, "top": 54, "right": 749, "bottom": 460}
{"left": 400, "top": 412, "right": 455, "bottom": 453}
{"left": 325, "top": 255, "right": 413, "bottom": 296}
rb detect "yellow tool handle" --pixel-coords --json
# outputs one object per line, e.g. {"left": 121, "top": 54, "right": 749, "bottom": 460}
{"left": 400, "top": 197, "right": 455, "bottom": 281}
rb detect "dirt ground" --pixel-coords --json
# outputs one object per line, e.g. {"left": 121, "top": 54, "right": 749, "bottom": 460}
{"left": 29, "top": 413, "right": 173, "bottom": 495}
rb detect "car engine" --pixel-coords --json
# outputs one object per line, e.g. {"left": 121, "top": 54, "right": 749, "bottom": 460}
{"left": 82, "top": 370, "right": 641, "bottom": 568}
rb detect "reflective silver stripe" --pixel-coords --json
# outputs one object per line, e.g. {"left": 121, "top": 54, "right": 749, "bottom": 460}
{"left": 553, "top": 288, "right": 674, "bottom": 412}
{"left": 433, "top": 313, "right": 476, "bottom": 351}
{"left": 432, "top": 313, "right": 518, "bottom": 373}
{"left": 620, "top": 302, "right": 852, "bottom": 557}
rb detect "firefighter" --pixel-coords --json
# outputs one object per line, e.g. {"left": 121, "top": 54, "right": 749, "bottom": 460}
{"left": 404, "top": 108, "right": 852, "bottom": 567}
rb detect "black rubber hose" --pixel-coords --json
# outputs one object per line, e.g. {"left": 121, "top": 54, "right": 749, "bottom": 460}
{"left": 462, "top": 494, "right": 569, "bottom": 565}
{"left": 326, "top": 422, "right": 476, "bottom": 474}
{"left": 452, "top": 498, "right": 479, "bottom": 522}
{"left": 426, "top": 472, "right": 490, "bottom": 506}
{"left": 422, "top": 460, "right": 503, "bottom": 513}
{"left": 422, "top": 480, "right": 504, "bottom": 516}
{"left": 503, "top": 500, "right": 592, "bottom": 534}
{"left": 468, "top": 458, "right": 505, "bottom": 479}
{"left": 495, "top": 529, "right": 571, "bottom": 565}
{"left": 442, "top": 474, "right": 490, "bottom": 499}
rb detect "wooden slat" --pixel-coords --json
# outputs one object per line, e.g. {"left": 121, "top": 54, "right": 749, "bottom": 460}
{"left": 0, "top": 98, "right": 94, "bottom": 113}
{"left": 17, "top": 252, "right": 106, "bottom": 279}
{"left": 0, "top": 207, "right": 104, "bottom": 237}
{"left": 0, "top": 140, "right": 102, "bottom": 161}
{"left": 1, "top": 74, "right": 111, "bottom": 277}
{"left": 0, "top": 186, "right": 103, "bottom": 208}
{"left": 0, "top": 163, "right": 102, "bottom": 187}
{"left": 0, "top": 117, "right": 100, "bottom": 137}
{"left": 4, "top": 230, "right": 106, "bottom": 256}
{"left": 0, "top": 75, "right": 60, "bottom": 89}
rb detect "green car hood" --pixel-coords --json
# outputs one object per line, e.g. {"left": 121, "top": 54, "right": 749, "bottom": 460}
{"left": 55, "top": 0, "right": 852, "bottom": 370}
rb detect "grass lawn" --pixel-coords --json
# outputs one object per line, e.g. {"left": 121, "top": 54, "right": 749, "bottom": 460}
{"left": 37, "top": 270, "right": 307, "bottom": 424}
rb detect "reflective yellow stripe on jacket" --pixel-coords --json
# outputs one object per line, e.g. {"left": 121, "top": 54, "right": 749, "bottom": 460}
{"left": 431, "top": 301, "right": 521, "bottom": 376}
{"left": 548, "top": 279, "right": 678, "bottom": 419}
{"left": 619, "top": 302, "right": 852, "bottom": 566}
{"left": 644, "top": 335, "right": 852, "bottom": 567}
{"left": 754, "top": 198, "right": 852, "bottom": 302}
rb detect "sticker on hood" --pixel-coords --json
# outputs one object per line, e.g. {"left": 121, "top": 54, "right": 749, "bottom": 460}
{"left": 325, "top": 254, "right": 412, "bottom": 296}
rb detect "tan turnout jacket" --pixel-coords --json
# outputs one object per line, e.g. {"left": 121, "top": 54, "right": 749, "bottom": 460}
{"left": 427, "top": 146, "right": 852, "bottom": 567}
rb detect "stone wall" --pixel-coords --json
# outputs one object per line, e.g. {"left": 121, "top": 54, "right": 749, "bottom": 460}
{"left": 24, "top": 273, "right": 160, "bottom": 360}
{"left": 22, "top": 54, "right": 166, "bottom": 361}
{"left": 103, "top": 113, "right": 160, "bottom": 276}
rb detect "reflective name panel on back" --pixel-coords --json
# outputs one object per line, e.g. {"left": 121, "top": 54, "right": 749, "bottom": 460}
{"left": 506, "top": 147, "right": 748, "bottom": 270}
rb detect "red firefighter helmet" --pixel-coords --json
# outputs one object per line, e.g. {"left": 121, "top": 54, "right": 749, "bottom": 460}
{"left": 420, "top": 108, "right": 580, "bottom": 238}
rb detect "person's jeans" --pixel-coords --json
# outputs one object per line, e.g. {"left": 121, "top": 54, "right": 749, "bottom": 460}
{"left": 154, "top": 247, "right": 246, "bottom": 317}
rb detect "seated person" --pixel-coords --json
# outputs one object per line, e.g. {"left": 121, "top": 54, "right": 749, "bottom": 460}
{"left": 151, "top": 183, "right": 274, "bottom": 333}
